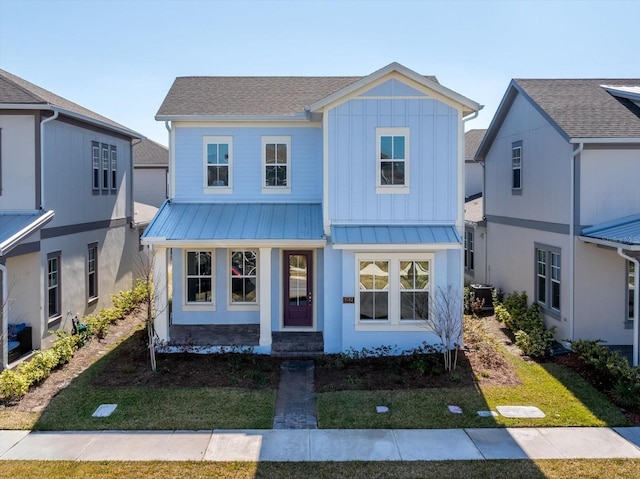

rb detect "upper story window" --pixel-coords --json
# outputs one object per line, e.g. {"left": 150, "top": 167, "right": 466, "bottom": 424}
{"left": 92, "top": 142, "right": 117, "bottom": 194}
{"left": 203, "top": 136, "right": 232, "bottom": 193}
{"left": 512, "top": 141, "right": 522, "bottom": 193}
{"left": 262, "top": 136, "right": 290, "bottom": 193}
{"left": 376, "top": 127, "right": 409, "bottom": 194}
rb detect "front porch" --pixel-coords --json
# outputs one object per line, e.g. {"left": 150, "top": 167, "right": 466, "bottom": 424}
{"left": 165, "top": 324, "right": 325, "bottom": 356}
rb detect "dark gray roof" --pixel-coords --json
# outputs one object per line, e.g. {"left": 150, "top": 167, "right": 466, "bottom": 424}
{"left": 133, "top": 138, "right": 168, "bottom": 167}
{"left": 0, "top": 69, "right": 139, "bottom": 137}
{"left": 156, "top": 75, "right": 439, "bottom": 118}
{"left": 465, "top": 129, "right": 486, "bottom": 159}
{"left": 515, "top": 78, "right": 640, "bottom": 139}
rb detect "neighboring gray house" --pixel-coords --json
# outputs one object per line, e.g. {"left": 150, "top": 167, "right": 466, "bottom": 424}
{"left": 0, "top": 69, "right": 142, "bottom": 368}
{"left": 464, "top": 128, "right": 486, "bottom": 199}
{"left": 476, "top": 79, "right": 640, "bottom": 365}
{"left": 133, "top": 138, "right": 168, "bottom": 207}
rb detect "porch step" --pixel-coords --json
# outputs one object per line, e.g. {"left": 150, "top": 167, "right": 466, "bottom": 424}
{"left": 271, "top": 332, "right": 324, "bottom": 357}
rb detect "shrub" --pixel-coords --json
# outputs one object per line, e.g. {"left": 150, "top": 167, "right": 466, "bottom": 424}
{"left": 84, "top": 313, "right": 110, "bottom": 339}
{"left": 494, "top": 304, "right": 511, "bottom": 324}
{"left": 52, "top": 331, "right": 81, "bottom": 364}
{"left": 17, "top": 349, "right": 61, "bottom": 386}
{"left": 0, "top": 369, "right": 29, "bottom": 401}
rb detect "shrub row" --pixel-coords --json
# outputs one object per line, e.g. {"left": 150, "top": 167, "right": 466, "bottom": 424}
{"left": 0, "top": 280, "right": 150, "bottom": 402}
{"left": 570, "top": 339, "right": 640, "bottom": 408}
{"left": 494, "top": 291, "right": 556, "bottom": 357}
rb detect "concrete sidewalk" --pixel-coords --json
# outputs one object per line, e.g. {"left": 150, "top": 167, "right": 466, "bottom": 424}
{"left": 1, "top": 427, "right": 640, "bottom": 461}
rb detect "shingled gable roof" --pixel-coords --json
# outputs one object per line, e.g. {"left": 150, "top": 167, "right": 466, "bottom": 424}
{"left": 465, "top": 129, "right": 486, "bottom": 160}
{"left": 133, "top": 138, "right": 169, "bottom": 167}
{"left": 156, "top": 62, "right": 479, "bottom": 120}
{"left": 476, "top": 78, "right": 640, "bottom": 161}
{"left": 0, "top": 69, "right": 141, "bottom": 138}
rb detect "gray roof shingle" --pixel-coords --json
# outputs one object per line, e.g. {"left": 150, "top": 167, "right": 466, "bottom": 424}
{"left": 0, "top": 69, "right": 139, "bottom": 137}
{"left": 465, "top": 129, "right": 486, "bottom": 159}
{"left": 515, "top": 78, "right": 640, "bottom": 139}
{"left": 156, "top": 75, "right": 439, "bottom": 118}
{"left": 133, "top": 138, "right": 168, "bottom": 166}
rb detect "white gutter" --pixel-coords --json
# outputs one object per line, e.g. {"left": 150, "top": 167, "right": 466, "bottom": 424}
{"left": 1, "top": 264, "right": 8, "bottom": 369}
{"left": 156, "top": 115, "right": 313, "bottom": 123}
{"left": 39, "top": 110, "right": 59, "bottom": 209}
{"left": 617, "top": 248, "right": 639, "bottom": 366}
{"left": 569, "top": 142, "right": 583, "bottom": 344}
{"left": 570, "top": 138, "right": 640, "bottom": 144}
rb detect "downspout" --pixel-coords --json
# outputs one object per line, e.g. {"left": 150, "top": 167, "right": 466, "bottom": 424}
{"left": 569, "top": 142, "right": 583, "bottom": 346}
{"left": 1, "top": 263, "right": 8, "bottom": 369}
{"left": 39, "top": 109, "right": 59, "bottom": 209}
{"left": 617, "top": 248, "right": 639, "bottom": 366}
{"left": 165, "top": 121, "right": 173, "bottom": 200}
{"left": 460, "top": 110, "right": 481, "bottom": 287}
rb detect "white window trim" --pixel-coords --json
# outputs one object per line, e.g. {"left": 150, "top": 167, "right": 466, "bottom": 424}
{"left": 376, "top": 127, "right": 410, "bottom": 195}
{"left": 355, "top": 252, "right": 432, "bottom": 331}
{"left": 110, "top": 146, "right": 117, "bottom": 192}
{"left": 512, "top": 142, "right": 522, "bottom": 192}
{"left": 262, "top": 136, "right": 291, "bottom": 194}
{"left": 92, "top": 143, "right": 100, "bottom": 191}
{"left": 87, "top": 242, "right": 98, "bottom": 303}
{"left": 627, "top": 260, "right": 636, "bottom": 323}
{"left": 464, "top": 229, "right": 474, "bottom": 273}
{"left": 203, "top": 136, "right": 233, "bottom": 194}
{"left": 535, "top": 243, "right": 561, "bottom": 317}
{"left": 183, "top": 249, "right": 216, "bottom": 311}
{"left": 227, "top": 249, "right": 260, "bottom": 311}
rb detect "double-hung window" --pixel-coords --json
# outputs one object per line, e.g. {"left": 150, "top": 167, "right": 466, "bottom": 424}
{"left": 203, "top": 136, "right": 232, "bottom": 192}
{"left": 92, "top": 142, "right": 100, "bottom": 191}
{"left": 512, "top": 141, "right": 522, "bottom": 192}
{"left": 464, "top": 229, "right": 474, "bottom": 273}
{"left": 87, "top": 243, "right": 98, "bottom": 301}
{"left": 357, "top": 253, "right": 431, "bottom": 330}
{"left": 47, "top": 251, "right": 61, "bottom": 321}
{"left": 185, "top": 251, "right": 213, "bottom": 305}
{"left": 230, "top": 250, "right": 257, "bottom": 304}
{"left": 376, "top": 127, "right": 409, "bottom": 194}
{"left": 262, "top": 136, "right": 290, "bottom": 193}
{"left": 101, "top": 144, "right": 110, "bottom": 190}
{"left": 535, "top": 244, "right": 560, "bottom": 314}
{"left": 110, "top": 146, "right": 117, "bottom": 192}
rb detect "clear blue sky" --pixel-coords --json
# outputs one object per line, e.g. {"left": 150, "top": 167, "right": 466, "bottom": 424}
{"left": 1, "top": 0, "right": 638, "bottom": 146}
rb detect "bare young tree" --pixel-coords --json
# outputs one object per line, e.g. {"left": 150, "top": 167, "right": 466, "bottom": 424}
{"left": 425, "top": 285, "right": 464, "bottom": 373}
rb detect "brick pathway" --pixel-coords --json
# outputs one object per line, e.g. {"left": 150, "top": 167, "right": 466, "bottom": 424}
{"left": 273, "top": 360, "right": 318, "bottom": 429}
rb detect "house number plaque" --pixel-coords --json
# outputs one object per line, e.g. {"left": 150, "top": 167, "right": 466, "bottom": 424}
{"left": 343, "top": 297, "right": 355, "bottom": 304}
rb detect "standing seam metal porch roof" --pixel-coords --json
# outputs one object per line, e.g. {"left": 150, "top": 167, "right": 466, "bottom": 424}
{"left": 0, "top": 210, "right": 55, "bottom": 256}
{"left": 331, "top": 225, "right": 461, "bottom": 245}
{"left": 142, "top": 202, "right": 325, "bottom": 243}
{"left": 581, "top": 214, "right": 640, "bottom": 247}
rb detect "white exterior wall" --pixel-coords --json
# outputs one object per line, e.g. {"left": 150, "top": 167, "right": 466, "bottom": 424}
{"left": 573, "top": 240, "right": 630, "bottom": 344}
{"left": 484, "top": 94, "right": 572, "bottom": 224}
{"left": 464, "top": 161, "right": 483, "bottom": 198}
{"left": 579, "top": 148, "right": 640, "bottom": 226}
{"left": 0, "top": 114, "right": 37, "bottom": 210}
{"left": 5, "top": 252, "right": 41, "bottom": 348}
{"left": 134, "top": 167, "right": 167, "bottom": 207}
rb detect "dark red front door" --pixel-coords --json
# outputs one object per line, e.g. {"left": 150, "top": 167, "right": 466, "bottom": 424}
{"left": 283, "top": 250, "right": 313, "bottom": 327}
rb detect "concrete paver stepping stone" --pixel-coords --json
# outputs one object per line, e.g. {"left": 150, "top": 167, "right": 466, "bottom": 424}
{"left": 496, "top": 405, "right": 545, "bottom": 418}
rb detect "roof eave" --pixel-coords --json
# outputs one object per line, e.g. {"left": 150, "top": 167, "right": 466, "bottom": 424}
{"left": 579, "top": 235, "right": 640, "bottom": 251}
{"left": 142, "top": 238, "right": 327, "bottom": 248}
{"left": 570, "top": 137, "right": 640, "bottom": 144}
{"left": 155, "top": 114, "right": 316, "bottom": 123}
{"left": 332, "top": 242, "right": 461, "bottom": 251}
{"left": 0, "top": 103, "right": 143, "bottom": 139}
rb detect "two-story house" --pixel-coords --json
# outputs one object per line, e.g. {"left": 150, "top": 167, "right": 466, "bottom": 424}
{"left": 143, "top": 63, "right": 480, "bottom": 354}
{"left": 476, "top": 79, "right": 640, "bottom": 365}
{"left": 133, "top": 138, "right": 168, "bottom": 208}
{"left": 0, "top": 69, "right": 142, "bottom": 368}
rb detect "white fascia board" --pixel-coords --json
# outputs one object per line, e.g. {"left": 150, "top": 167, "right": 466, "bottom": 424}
{"left": 570, "top": 138, "right": 640, "bottom": 144}
{"left": 141, "top": 239, "right": 326, "bottom": 248}
{"left": 332, "top": 242, "right": 461, "bottom": 251}
{"left": 0, "top": 210, "right": 55, "bottom": 256}
{"left": 309, "top": 62, "right": 481, "bottom": 115}
{"left": 578, "top": 235, "right": 640, "bottom": 251}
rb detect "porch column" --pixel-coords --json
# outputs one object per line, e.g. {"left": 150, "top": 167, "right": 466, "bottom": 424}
{"left": 152, "top": 246, "right": 169, "bottom": 342}
{"left": 259, "top": 247, "right": 272, "bottom": 347}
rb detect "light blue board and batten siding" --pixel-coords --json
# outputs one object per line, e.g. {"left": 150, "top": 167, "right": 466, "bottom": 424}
{"left": 173, "top": 126, "right": 322, "bottom": 202}
{"left": 327, "top": 97, "right": 460, "bottom": 224}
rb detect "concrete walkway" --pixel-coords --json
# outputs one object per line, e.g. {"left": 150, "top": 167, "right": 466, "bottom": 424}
{"left": 1, "top": 427, "right": 639, "bottom": 461}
